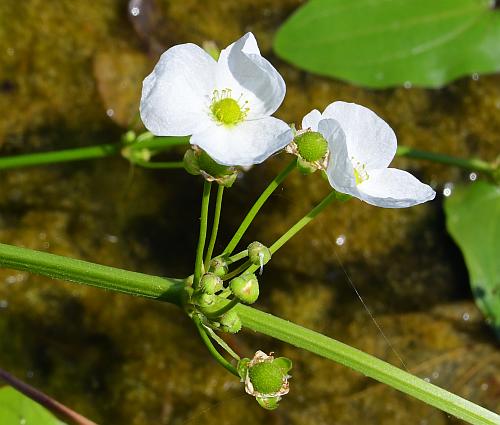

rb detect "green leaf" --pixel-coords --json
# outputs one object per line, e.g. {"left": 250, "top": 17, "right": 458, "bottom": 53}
{"left": 274, "top": 0, "right": 500, "bottom": 88}
{"left": 0, "top": 387, "right": 64, "bottom": 425}
{"left": 444, "top": 181, "right": 500, "bottom": 336}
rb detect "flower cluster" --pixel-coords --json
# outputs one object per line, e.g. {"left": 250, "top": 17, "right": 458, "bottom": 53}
{"left": 140, "top": 33, "right": 435, "bottom": 208}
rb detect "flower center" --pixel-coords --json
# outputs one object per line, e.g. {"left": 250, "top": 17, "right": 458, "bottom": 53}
{"left": 352, "top": 159, "right": 369, "bottom": 185}
{"left": 210, "top": 89, "right": 248, "bottom": 126}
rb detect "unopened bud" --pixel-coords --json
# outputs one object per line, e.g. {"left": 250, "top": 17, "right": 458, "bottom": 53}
{"left": 121, "top": 130, "right": 137, "bottom": 145}
{"left": 199, "top": 273, "right": 223, "bottom": 294}
{"left": 247, "top": 242, "right": 271, "bottom": 269}
{"left": 230, "top": 274, "right": 259, "bottom": 304}
{"left": 219, "top": 310, "right": 241, "bottom": 333}
{"left": 294, "top": 131, "right": 328, "bottom": 162}
{"left": 183, "top": 149, "right": 201, "bottom": 175}
{"left": 209, "top": 257, "right": 229, "bottom": 277}
{"left": 192, "top": 292, "right": 216, "bottom": 307}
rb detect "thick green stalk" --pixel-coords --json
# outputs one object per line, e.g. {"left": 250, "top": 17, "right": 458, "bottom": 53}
{"left": 236, "top": 305, "right": 500, "bottom": 425}
{"left": 223, "top": 158, "right": 296, "bottom": 255}
{"left": 194, "top": 181, "right": 212, "bottom": 288}
{"left": 396, "top": 146, "right": 495, "bottom": 174}
{"left": 204, "top": 185, "right": 224, "bottom": 269}
{"left": 0, "top": 242, "right": 498, "bottom": 424}
{"left": 0, "top": 243, "right": 185, "bottom": 305}
{"left": 246, "top": 191, "right": 337, "bottom": 275}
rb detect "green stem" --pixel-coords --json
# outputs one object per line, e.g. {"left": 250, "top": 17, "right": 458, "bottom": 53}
{"left": 204, "top": 185, "right": 224, "bottom": 269}
{"left": 0, "top": 243, "right": 185, "bottom": 305}
{"left": 0, "top": 144, "right": 121, "bottom": 170}
{"left": 222, "top": 260, "right": 251, "bottom": 281}
{"left": 223, "top": 158, "right": 296, "bottom": 256}
{"left": 246, "top": 191, "right": 337, "bottom": 275}
{"left": 236, "top": 304, "right": 499, "bottom": 425}
{"left": 396, "top": 146, "right": 495, "bottom": 174}
{"left": 0, "top": 242, "right": 498, "bottom": 424}
{"left": 203, "top": 298, "right": 240, "bottom": 319}
{"left": 128, "top": 135, "right": 189, "bottom": 151}
{"left": 226, "top": 250, "right": 248, "bottom": 265}
{"left": 193, "top": 315, "right": 239, "bottom": 376}
{"left": 194, "top": 181, "right": 212, "bottom": 288}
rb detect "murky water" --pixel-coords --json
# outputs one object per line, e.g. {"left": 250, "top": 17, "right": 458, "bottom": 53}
{"left": 0, "top": 1, "right": 499, "bottom": 424}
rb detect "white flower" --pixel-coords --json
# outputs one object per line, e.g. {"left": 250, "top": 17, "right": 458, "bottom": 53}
{"left": 140, "top": 33, "right": 292, "bottom": 166}
{"left": 301, "top": 102, "right": 436, "bottom": 208}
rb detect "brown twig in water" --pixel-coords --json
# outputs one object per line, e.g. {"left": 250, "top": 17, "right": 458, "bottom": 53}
{"left": 0, "top": 367, "right": 98, "bottom": 425}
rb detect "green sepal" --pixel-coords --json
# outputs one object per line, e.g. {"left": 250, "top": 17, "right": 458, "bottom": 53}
{"left": 274, "top": 357, "right": 293, "bottom": 374}
{"left": 237, "top": 358, "right": 251, "bottom": 380}
{"left": 296, "top": 157, "right": 317, "bottom": 175}
{"left": 256, "top": 396, "right": 281, "bottom": 410}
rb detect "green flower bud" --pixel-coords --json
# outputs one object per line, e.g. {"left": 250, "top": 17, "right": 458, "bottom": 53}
{"left": 294, "top": 131, "right": 328, "bottom": 162}
{"left": 121, "top": 130, "right": 137, "bottom": 145}
{"left": 199, "top": 273, "right": 223, "bottom": 295}
{"left": 192, "top": 292, "right": 216, "bottom": 307}
{"left": 136, "top": 131, "right": 154, "bottom": 143}
{"left": 208, "top": 257, "right": 229, "bottom": 277}
{"left": 183, "top": 149, "right": 201, "bottom": 175}
{"left": 247, "top": 242, "right": 271, "bottom": 267}
{"left": 296, "top": 157, "right": 317, "bottom": 175}
{"left": 219, "top": 310, "right": 241, "bottom": 333}
{"left": 230, "top": 274, "right": 259, "bottom": 304}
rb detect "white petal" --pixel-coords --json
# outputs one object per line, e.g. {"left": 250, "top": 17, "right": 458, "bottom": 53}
{"left": 357, "top": 168, "right": 436, "bottom": 208}
{"left": 140, "top": 44, "right": 216, "bottom": 136}
{"left": 216, "top": 33, "right": 286, "bottom": 119}
{"left": 301, "top": 109, "right": 322, "bottom": 131}
{"left": 323, "top": 102, "right": 396, "bottom": 171}
{"left": 321, "top": 119, "right": 359, "bottom": 196}
{"left": 191, "top": 117, "right": 292, "bottom": 166}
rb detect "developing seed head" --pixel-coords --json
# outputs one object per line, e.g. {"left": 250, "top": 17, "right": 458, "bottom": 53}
{"left": 294, "top": 131, "right": 328, "bottom": 162}
{"left": 239, "top": 350, "right": 292, "bottom": 410}
{"left": 210, "top": 89, "right": 248, "bottom": 126}
{"left": 248, "top": 362, "right": 285, "bottom": 394}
